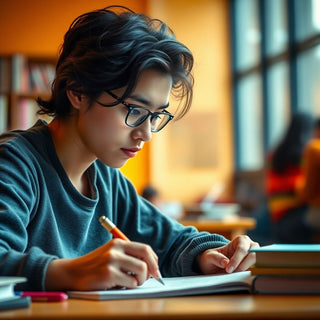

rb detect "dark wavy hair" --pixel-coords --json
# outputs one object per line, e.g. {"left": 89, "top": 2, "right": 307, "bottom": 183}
{"left": 271, "top": 112, "right": 315, "bottom": 173}
{"left": 37, "top": 6, "right": 194, "bottom": 119}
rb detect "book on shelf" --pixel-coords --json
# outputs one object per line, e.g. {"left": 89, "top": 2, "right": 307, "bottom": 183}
{"left": 68, "top": 271, "right": 252, "bottom": 301}
{"left": 249, "top": 244, "right": 320, "bottom": 267}
{"left": 0, "top": 57, "right": 10, "bottom": 92}
{"left": 0, "top": 277, "right": 31, "bottom": 311}
{"left": 0, "top": 95, "right": 8, "bottom": 134}
{"left": 29, "top": 63, "right": 55, "bottom": 93}
{"left": 12, "top": 53, "right": 26, "bottom": 93}
{"left": 13, "top": 98, "right": 39, "bottom": 130}
{"left": 11, "top": 98, "right": 52, "bottom": 130}
{"left": 11, "top": 53, "right": 55, "bottom": 94}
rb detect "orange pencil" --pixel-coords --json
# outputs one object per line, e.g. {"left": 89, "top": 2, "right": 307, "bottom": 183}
{"left": 99, "top": 216, "right": 165, "bottom": 285}
{"left": 99, "top": 215, "right": 129, "bottom": 241}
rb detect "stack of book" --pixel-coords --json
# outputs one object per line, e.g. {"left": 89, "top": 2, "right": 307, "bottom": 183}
{"left": 0, "top": 277, "right": 31, "bottom": 311}
{"left": 249, "top": 244, "right": 320, "bottom": 294}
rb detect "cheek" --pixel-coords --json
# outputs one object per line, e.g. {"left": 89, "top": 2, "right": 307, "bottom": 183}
{"left": 77, "top": 108, "right": 124, "bottom": 148}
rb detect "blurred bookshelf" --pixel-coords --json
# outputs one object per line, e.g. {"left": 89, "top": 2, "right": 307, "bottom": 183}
{"left": 0, "top": 54, "right": 55, "bottom": 133}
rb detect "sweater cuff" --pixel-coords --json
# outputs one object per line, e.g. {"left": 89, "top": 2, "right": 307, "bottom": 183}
{"left": 180, "top": 233, "right": 229, "bottom": 275}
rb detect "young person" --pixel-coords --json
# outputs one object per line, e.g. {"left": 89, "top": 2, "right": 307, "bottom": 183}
{"left": 0, "top": 6, "right": 258, "bottom": 291}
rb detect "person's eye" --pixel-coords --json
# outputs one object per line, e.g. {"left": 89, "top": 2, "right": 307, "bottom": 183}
{"left": 130, "top": 106, "right": 144, "bottom": 116}
{"left": 153, "top": 113, "right": 162, "bottom": 120}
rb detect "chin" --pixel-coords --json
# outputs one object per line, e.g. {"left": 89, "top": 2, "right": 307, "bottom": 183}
{"left": 101, "top": 159, "right": 128, "bottom": 169}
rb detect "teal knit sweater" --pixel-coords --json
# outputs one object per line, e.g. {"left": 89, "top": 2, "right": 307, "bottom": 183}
{"left": 0, "top": 121, "right": 228, "bottom": 291}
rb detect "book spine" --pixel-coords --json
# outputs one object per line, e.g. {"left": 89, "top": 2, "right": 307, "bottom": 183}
{"left": 12, "top": 54, "right": 26, "bottom": 93}
{"left": 0, "top": 296, "right": 31, "bottom": 311}
{"left": 0, "top": 95, "right": 8, "bottom": 133}
{"left": 18, "top": 99, "right": 39, "bottom": 129}
{"left": 0, "top": 57, "right": 10, "bottom": 92}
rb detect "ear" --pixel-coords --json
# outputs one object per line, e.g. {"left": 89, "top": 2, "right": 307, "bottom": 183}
{"left": 66, "top": 90, "right": 84, "bottom": 110}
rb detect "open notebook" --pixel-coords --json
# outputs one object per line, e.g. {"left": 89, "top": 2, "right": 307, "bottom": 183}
{"left": 68, "top": 271, "right": 252, "bottom": 300}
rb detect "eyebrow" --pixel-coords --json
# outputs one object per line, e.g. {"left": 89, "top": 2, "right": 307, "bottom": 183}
{"left": 129, "top": 94, "right": 170, "bottom": 110}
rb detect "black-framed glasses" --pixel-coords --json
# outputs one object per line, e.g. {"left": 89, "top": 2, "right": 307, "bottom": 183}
{"left": 96, "top": 91, "right": 174, "bottom": 132}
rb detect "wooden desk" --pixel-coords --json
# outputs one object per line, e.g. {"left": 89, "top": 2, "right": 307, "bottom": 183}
{"left": 2, "top": 294, "right": 319, "bottom": 319}
{"left": 179, "top": 217, "right": 256, "bottom": 239}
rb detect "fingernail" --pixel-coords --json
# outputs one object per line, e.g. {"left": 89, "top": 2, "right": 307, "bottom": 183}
{"left": 221, "top": 258, "right": 228, "bottom": 268}
{"left": 227, "top": 265, "right": 234, "bottom": 273}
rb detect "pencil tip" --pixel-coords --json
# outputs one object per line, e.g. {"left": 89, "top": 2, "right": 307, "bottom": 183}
{"left": 154, "top": 270, "right": 165, "bottom": 285}
{"left": 156, "top": 276, "right": 165, "bottom": 286}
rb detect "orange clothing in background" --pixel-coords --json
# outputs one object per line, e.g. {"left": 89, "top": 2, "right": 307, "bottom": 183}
{"left": 297, "top": 139, "right": 320, "bottom": 207}
{"left": 266, "top": 161, "right": 306, "bottom": 222}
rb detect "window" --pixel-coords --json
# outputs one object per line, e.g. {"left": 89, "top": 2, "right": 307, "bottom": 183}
{"left": 230, "top": 0, "right": 320, "bottom": 170}
{"left": 265, "top": 0, "right": 288, "bottom": 56}
{"left": 296, "top": 45, "right": 320, "bottom": 114}
{"left": 233, "top": 0, "right": 261, "bottom": 71}
{"left": 266, "top": 61, "right": 290, "bottom": 149}
{"left": 237, "top": 73, "right": 263, "bottom": 170}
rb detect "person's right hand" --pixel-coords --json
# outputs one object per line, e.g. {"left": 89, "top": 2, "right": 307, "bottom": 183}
{"left": 45, "top": 238, "right": 161, "bottom": 291}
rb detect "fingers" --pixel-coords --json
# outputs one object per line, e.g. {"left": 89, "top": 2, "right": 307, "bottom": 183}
{"left": 198, "top": 235, "right": 259, "bottom": 275}
{"left": 120, "top": 240, "right": 160, "bottom": 282}
{"left": 197, "top": 250, "right": 230, "bottom": 274}
{"left": 103, "top": 266, "right": 139, "bottom": 289}
{"left": 61, "top": 239, "right": 160, "bottom": 291}
{"left": 103, "top": 239, "right": 159, "bottom": 287}
{"left": 225, "top": 235, "right": 259, "bottom": 273}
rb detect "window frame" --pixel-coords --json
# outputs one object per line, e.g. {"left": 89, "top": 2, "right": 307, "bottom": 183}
{"left": 230, "top": 0, "right": 320, "bottom": 170}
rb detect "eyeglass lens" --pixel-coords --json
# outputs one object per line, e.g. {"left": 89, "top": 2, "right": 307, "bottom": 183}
{"left": 127, "top": 107, "right": 170, "bottom": 131}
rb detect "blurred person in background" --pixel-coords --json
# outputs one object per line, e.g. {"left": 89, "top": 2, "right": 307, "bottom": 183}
{"left": 296, "top": 118, "right": 320, "bottom": 242}
{"left": 142, "top": 185, "right": 183, "bottom": 219}
{"left": 266, "top": 112, "right": 315, "bottom": 243}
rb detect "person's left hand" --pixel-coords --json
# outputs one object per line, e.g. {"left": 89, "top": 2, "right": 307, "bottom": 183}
{"left": 197, "top": 235, "right": 259, "bottom": 274}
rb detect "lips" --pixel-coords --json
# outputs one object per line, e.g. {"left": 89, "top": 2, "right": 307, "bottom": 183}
{"left": 121, "top": 147, "right": 141, "bottom": 158}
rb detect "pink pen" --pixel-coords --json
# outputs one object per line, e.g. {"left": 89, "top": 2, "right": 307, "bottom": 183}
{"left": 16, "top": 291, "right": 68, "bottom": 302}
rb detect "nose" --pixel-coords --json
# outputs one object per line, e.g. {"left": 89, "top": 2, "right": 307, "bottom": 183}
{"left": 131, "top": 119, "right": 153, "bottom": 142}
